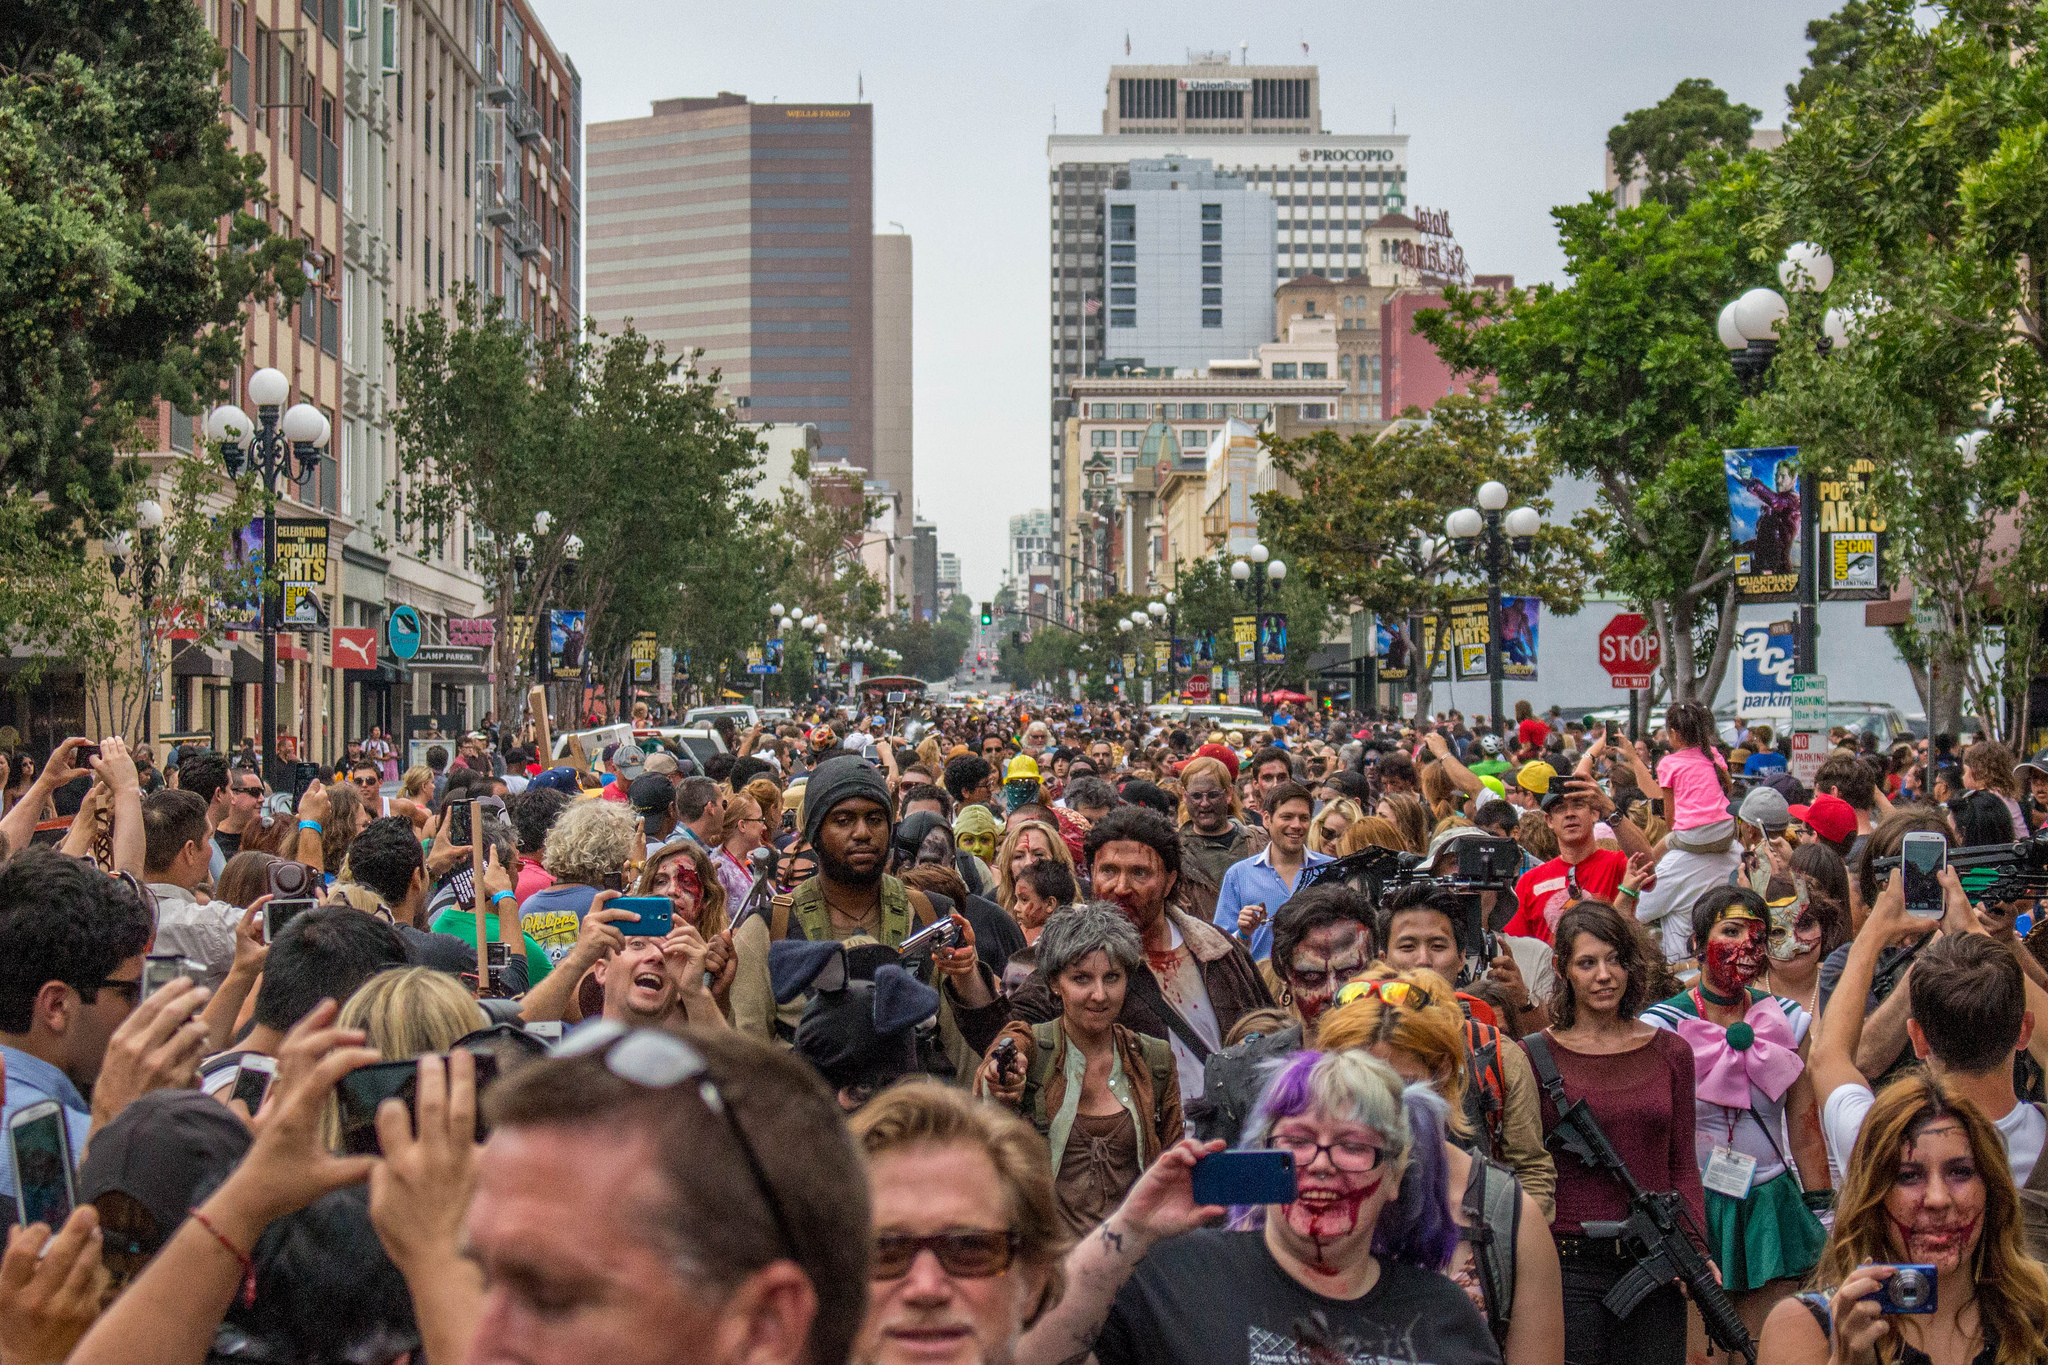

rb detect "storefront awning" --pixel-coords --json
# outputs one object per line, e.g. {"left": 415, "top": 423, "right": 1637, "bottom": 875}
{"left": 171, "top": 642, "right": 234, "bottom": 678}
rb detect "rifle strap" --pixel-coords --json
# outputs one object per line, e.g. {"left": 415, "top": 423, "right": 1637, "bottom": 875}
{"left": 1520, "top": 1030, "right": 1575, "bottom": 1117}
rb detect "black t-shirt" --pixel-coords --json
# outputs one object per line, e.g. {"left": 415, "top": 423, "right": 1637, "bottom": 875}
{"left": 1094, "top": 1229, "right": 1501, "bottom": 1365}
{"left": 214, "top": 829, "right": 242, "bottom": 859}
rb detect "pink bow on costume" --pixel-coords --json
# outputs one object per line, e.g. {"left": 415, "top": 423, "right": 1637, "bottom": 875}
{"left": 1674, "top": 996, "right": 1804, "bottom": 1109}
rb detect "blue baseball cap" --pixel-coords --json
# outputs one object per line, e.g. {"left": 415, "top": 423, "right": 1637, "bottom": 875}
{"left": 528, "top": 767, "right": 581, "bottom": 795}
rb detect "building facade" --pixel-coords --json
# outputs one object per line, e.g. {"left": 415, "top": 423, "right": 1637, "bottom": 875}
{"left": 1101, "top": 159, "right": 1274, "bottom": 374}
{"left": 585, "top": 94, "right": 875, "bottom": 471}
{"left": 872, "top": 231, "right": 915, "bottom": 600}
{"left": 1008, "top": 510, "right": 1055, "bottom": 611}
{"left": 1049, "top": 56, "right": 1406, "bottom": 606}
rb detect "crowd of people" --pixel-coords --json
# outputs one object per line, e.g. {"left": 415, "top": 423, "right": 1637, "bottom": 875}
{"left": 1, "top": 692, "right": 2046, "bottom": 1365}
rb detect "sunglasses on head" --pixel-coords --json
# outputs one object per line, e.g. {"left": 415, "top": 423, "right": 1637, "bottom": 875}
{"left": 1335, "top": 977, "right": 1433, "bottom": 1011}
{"left": 871, "top": 1228, "right": 1022, "bottom": 1280}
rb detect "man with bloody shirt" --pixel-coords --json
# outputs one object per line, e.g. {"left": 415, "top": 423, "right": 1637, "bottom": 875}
{"left": 1504, "top": 775, "right": 1656, "bottom": 944}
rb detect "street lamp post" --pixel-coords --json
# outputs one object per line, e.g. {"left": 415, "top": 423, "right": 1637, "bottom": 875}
{"left": 1446, "top": 482, "right": 1542, "bottom": 729}
{"left": 109, "top": 498, "right": 166, "bottom": 745}
{"left": 1148, "top": 595, "right": 1177, "bottom": 696}
{"left": 206, "top": 369, "right": 329, "bottom": 785}
{"left": 1715, "top": 242, "right": 1836, "bottom": 675}
{"left": 1230, "top": 543, "right": 1286, "bottom": 711}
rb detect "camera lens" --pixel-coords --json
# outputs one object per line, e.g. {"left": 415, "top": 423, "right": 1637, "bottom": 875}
{"left": 1890, "top": 1268, "right": 1931, "bottom": 1311}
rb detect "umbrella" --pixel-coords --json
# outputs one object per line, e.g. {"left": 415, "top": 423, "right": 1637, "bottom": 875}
{"left": 1266, "top": 689, "right": 1311, "bottom": 703}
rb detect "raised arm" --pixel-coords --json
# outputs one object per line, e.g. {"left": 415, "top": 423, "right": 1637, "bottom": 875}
{"left": 1, "top": 740, "right": 86, "bottom": 857}
{"left": 1814, "top": 870, "right": 1916, "bottom": 1106}
{"left": 1423, "top": 732, "right": 1483, "bottom": 798}
{"left": 96, "top": 740, "right": 146, "bottom": 877}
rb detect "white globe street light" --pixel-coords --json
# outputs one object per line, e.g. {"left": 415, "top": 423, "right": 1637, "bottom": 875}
{"left": 205, "top": 405, "right": 253, "bottom": 443}
{"left": 1717, "top": 302, "right": 1747, "bottom": 352}
{"left": 1504, "top": 506, "right": 1542, "bottom": 539}
{"left": 1267, "top": 559, "right": 1286, "bottom": 581}
{"left": 534, "top": 510, "right": 553, "bottom": 537}
{"left": 1446, "top": 507, "right": 1484, "bottom": 540}
{"left": 1476, "top": 480, "right": 1509, "bottom": 512}
{"left": 136, "top": 499, "right": 165, "bottom": 532}
{"left": 1147, "top": 601, "right": 1167, "bottom": 619}
{"left": 1230, "top": 559, "right": 1250, "bottom": 581}
{"left": 280, "top": 403, "right": 325, "bottom": 445}
{"left": 1733, "top": 287, "right": 1789, "bottom": 343}
{"left": 1822, "top": 307, "right": 1854, "bottom": 351}
{"left": 1248, "top": 542, "right": 1270, "bottom": 564}
{"left": 1778, "top": 242, "right": 1834, "bottom": 294}
{"left": 246, "top": 367, "right": 290, "bottom": 409}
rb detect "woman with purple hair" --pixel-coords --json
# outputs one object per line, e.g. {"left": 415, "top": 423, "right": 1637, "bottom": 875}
{"left": 1015, "top": 1048, "right": 1501, "bottom": 1365}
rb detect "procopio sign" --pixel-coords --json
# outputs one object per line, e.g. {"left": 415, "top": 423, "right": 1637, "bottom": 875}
{"left": 1298, "top": 148, "right": 1397, "bottom": 162}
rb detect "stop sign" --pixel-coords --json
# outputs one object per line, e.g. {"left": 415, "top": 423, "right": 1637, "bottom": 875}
{"left": 1598, "top": 614, "right": 1661, "bottom": 689}
{"left": 1185, "top": 673, "right": 1212, "bottom": 701}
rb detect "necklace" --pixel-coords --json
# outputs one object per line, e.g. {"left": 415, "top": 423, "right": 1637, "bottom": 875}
{"left": 1770, "top": 966, "right": 1820, "bottom": 1021}
{"left": 823, "top": 883, "right": 881, "bottom": 927}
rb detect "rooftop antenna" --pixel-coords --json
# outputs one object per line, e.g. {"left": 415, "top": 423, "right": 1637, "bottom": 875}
{"left": 1239, "top": 39, "right": 1248, "bottom": 64}
{"left": 1391, "top": 105, "right": 1398, "bottom": 133}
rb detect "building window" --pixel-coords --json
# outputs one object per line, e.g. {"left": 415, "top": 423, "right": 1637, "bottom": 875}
{"left": 1202, "top": 244, "right": 1221, "bottom": 263}
{"left": 1201, "top": 308, "right": 1223, "bottom": 328}
{"left": 1244, "top": 403, "right": 1269, "bottom": 419}
{"left": 1270, "top": 363, "right": 1297, "bottom": 379}
{"left": 1109, "top": 203, "right": 1135, "bottom": 241}
{"left": 1183, "top": 403, "right": 1206, "bottom": 420}
{"left": 1110, "top": 265, "right": 1135, "bottom": 283}
{"left": 1110, "top": 308, "right": 1135, "bottom": 327}
{"left": 1301, "top": 404, "right": 1327, "bottom": 420}
{"left": 1110, "top": 287, "right": 1135, "bottom": 305}
{"left": 1339, "top": 354, "right": 1353, "bottom": 377}
{"left": 1370, "top": 356, "right": 1382, "bottom": 394}
{"left": 1122, "top": 430, "right": 1140, "bottom": 448}
{"left": 1120, "top": 404, "right": 1145, "bottom": 419}
{"left": 1201, "top": 203, "right": 1221, "bottom": 221}
{"left": 1091, "top": 429, "right": 1115, "bottom": 448}
{"left": 1157, "top": 403, "right": 1178, "bottom": 420}
{"left": 1302, "top": 362, "right": 1328, "bottom": 378}
{"left": 1201, "top": 223, "right": 1221, "bottom": 242}
{"left": 1202, "top": 265, "right": 1222, "bottom": 285}
{"left": 1183, "top": 429, "right": 1206, "bottom": 446}
{"left": 1111, "top": 243, "right": 1135, "bottom": 262}
{"left": 1202, "top": 287, "right": 1222, "bottom": 306}
{"left": 1121, "top": 457, "right": 1138, "bottom": 475}
{"left": 1089, "top": 402, "right": 1114, "bottom": 418}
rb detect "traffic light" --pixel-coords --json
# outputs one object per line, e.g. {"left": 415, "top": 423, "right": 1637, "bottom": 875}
{"left": 979, "top": 601, "right": 992, "bottom": 626}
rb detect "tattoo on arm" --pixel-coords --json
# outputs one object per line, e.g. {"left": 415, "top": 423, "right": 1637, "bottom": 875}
{"left": 1099, "top": 1225, "right": 1123, "bottom": 1255}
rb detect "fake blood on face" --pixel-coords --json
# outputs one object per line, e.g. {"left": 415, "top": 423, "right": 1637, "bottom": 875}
{"left": 1705, "top": 923, "right": 1767, "bottom": 994}
{"left": 1285, "top": 1178, "right": 1379, "bottom": 1271}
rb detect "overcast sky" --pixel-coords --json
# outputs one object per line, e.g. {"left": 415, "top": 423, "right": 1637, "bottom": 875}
{"left": 531, "top": 0, "right": 1839, "bottom": 602}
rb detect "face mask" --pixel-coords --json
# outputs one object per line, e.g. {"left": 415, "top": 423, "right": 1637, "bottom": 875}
{"left": 1766, "top": 880, "right": 1815, "bottom": 962}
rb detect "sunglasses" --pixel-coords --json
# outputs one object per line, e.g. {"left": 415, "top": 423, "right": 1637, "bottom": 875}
{"left": 871, "top": 1228, "right": 1022, "bottom": 1280}
{"left": 1334, "top": 977, "right": 1433, "bottom": 1011}
{"left": 351, "top": 775, "right": 381, "bottom": 787}
{"left": 234, "top": 784, "right": 265, "bottom": 797}
{"left": 553, "top": 1024, "right": 797, "bottom": 1255}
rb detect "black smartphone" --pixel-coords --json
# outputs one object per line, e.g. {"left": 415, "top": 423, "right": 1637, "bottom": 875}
{"left": 335, "top": 1052, "right": 500, "bottom": 1155}
{"left": 10, "top": 1101, "right": 76, "bottom": 1228}
{"left": 1902, "top": 831, "right": 1947, "bottom": 919}
{"left": 231, "top": 1055, "right": 277, "bottom": 1112}
{"left": 71, "top": 742, "right": 101, "bottom": 767}
{"left": 1190, "top": 1149, "right": 1297, "bottom": 1206}
{"left": 449, "top": 867, "right": 476, "bottom": 911}
{"left": 445, "top": 797, "right": 475, "bottom": 848}
{"left": 263, "top": 898, "right": 317, "bottom": 943}
{"left": 611, "top": 895, "right": 672, "bottom": 938}
{"left": 288, "top": 761, "right": 324, "bottom": 809}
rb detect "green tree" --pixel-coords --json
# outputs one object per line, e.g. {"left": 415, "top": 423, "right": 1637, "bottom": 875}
{"left": 1606, "top": 78, "right": 1760, "bottom": 212}
{"left": 0, "top": 1, "right": 303, "bottom": 527}
{"left": 1785, "top": 1, "right": 1886, "bottom": 111}
{"left": 1751, "top": 0, "right": 2048, "bottom": 739}
{"left": 1252, "top": 394, "right": 1593, "bottom": 722}
{"left": 1416, "top": 173, "right": 1762, "bottom": 704}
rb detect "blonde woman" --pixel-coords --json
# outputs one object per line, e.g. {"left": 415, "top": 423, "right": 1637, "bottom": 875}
{"left": 324, "top": 966, "right": 487, "bottom": 1149}
{"left": 390, "top": 765, "right": 434, "bottom": 831}
{"left": 1337, "top": 815, "right": 1407, "bottom": 856}
{"left": 1376, "top": 791, "right": 1432, "bottom": 854}
{"left": 994, "top": 818, "right": 1076, "bottom": 912}
{"left": 1308, "top": 796, "right": 1363, "bottom": 855}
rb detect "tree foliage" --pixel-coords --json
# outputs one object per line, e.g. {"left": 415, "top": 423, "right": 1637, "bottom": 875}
{"left": 1786, "top": 1, "right": 1886, "bottom": 111}
{"left": 1606, "top": 77, "right": 1760, "bottom": 212}
{"left": 1253, "top": 394, "right": 1593, "bottom": 720}
{"left": 1416, "top": 168, "right": 1765, "bottom": 704}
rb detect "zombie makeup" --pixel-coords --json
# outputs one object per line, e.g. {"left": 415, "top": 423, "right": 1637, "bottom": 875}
{"left": 1884, "top": 1119, "right": 1986, "bottom": 1273}
{"left": 1286, "top": 927, "right": 1371, "bottom": 1024}
{"left": 1703, "top": 912, "right": 1768, "bottom": 992}
{"left": 1766, "top": 885, "right": 1820, "bottom": 962}
{"left": 1269, "top": 1120, "right": 1388, "bottom": 1269}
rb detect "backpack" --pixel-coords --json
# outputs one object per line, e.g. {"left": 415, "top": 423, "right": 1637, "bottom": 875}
{"left": 1021, "top": 1020, "right": 1177, "bottom": 1148}
{"left": 1460, "top": 1017, "right": 1509, "bottom": 1162}
{"left": 1461, "top": 1157, "right": 1522, "bottom": 1346}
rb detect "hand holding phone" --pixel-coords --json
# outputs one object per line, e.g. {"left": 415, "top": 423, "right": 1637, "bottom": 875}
{"left": 1190, "top": 1149, "right": 1297, "bottom": 1206}
{"left": 611, "top": 895, "right": 673, "bottom": 938}
{"left": 9, "top": 1101, "right": 76, "bottom": 1229}
{"left": 1901, "top": 831, "right": 1947, "bottom": 919}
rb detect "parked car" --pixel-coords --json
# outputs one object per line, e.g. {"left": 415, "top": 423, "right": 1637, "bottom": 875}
{"left": 682, "top": 704, "right": 761, "bottom": 731}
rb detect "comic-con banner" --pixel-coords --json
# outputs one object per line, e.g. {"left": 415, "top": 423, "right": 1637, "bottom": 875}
{"left": 1724, "top": 446, "right": 1809, "bottom": 604}
{"left": 1817, "top": 457, "right": 1885, "bottom": 601}
{"left": 1375, "top": 613, "right": 1450, "bottom": 683}
{"left": 1447, "top": 596, "right": 1541, "bottom": 683}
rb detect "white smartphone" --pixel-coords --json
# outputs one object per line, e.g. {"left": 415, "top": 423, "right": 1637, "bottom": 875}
{"left": 230, "top": 1055, "right": 279, "bottom": 1112}
{"left": 1901, "top": 830, "right": 1948, "bottom": 919}
{"left": 9, "top": 1100, "right": 76, "bottom": 1229}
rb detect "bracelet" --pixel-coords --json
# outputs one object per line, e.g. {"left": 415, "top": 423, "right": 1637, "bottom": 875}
{"left": 490, "top": 890, "right": 516, "bottom": 907}
{"left": 298, "top": 819, "right": 322, "bottom": 833}
{"left": 190, "top": 1208, "right": 257, "bottom": 1307}
{"left": 1616, "top": 885, "right": 1640, "bottom": 900}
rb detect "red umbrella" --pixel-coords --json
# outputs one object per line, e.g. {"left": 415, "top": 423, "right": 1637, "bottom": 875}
{"left": 1266, "top": 689, "right": 1311, "bottom": 703}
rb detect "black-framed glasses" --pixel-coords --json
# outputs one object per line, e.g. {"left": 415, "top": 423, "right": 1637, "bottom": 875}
{"left": 1267, "top": 1131, "right": 1384, "bottom": 1174}
{"left": 871, "top": 1229, "right": 1021, "bottom": 1280}
{"left": 552, "top": 1023, "right": 798, "bottom": 1256}
{"left": 91, "top": 976, "right": 141, "bottom": 1005}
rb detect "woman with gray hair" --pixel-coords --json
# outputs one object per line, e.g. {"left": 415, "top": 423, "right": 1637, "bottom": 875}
{"left": 974, "top": 901, "right": 1182, "bottom": 1233}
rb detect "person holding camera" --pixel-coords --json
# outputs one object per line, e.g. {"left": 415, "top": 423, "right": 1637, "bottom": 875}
{"left": 1504, "top": 777, "right": 1656, "bottom": 945}
{"left": 1758, "top": 1069, "right": 2048, "bottom": 1364}
{"left": 975, "top": 904, "right": 1181, "bottom": 1235}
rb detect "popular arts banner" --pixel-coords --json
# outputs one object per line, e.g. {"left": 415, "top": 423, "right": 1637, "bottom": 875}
{"left": 1446, "top": 596, "right": 1541, "bottom": 682}
{"left": 1449, "top": 600, "right": 1491, "bottom": 681}
{"left": 1724, "top": 446, "right": 1809, "bottom": 604}
{"left": 1816, "top": 457, "right": 1885, "bottom": 601}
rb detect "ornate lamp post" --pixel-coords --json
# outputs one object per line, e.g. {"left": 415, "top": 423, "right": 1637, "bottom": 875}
{"left": 1230, "top": 543, "right": 1286, "bottom": 711}
{"left": 1446, "top": 481, "right": 1541, "bottom": 729}
{"left": 206, "top": 368, "right": 329, "bottom": 783}
{"left": 109, "top": 498, "right": 166, "bottom": 745}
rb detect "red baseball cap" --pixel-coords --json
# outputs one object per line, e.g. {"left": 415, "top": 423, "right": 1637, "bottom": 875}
{"left": 1188, "top": 742, "right": 1240, "bottom": 780}
{"left": 1517, "top": 718, "right": 1550, "bottom": 749}
{"left": 1788, "top": 793, "right": 1858, "bottom": 846}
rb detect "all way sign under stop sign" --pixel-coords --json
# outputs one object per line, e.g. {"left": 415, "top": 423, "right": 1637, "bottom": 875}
{"left": 1599, "top": 613, "right": 1661, "bottom": 690}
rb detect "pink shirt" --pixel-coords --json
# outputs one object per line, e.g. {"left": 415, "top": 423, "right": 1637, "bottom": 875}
{"left": 1657, "top": 746, "right": 1730, "bottom": 831}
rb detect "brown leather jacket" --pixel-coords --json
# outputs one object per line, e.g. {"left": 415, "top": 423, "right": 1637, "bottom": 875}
{"left": 982, "top": 1018, "right": 1183, "bottom": 1171}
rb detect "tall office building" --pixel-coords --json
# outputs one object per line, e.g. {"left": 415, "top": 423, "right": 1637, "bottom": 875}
{"left": 585, "top": 95, "right": 875, "bottom": 471}
{"left": 1047, "top": 54, "right": 1407, "bottom": 601}
{"left": 1102, "top": 159, "right": 1275, "bottom": 375}
{"left": 873, "top": 231, "right": 915, "bottom": 599}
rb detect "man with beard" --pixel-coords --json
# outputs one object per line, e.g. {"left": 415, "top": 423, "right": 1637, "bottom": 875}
{"left": 1195, "top": 885, "right": 1375, "bottom": 1145}
{"left": 1173, "top": 752, "right": 1265, "bottom": 923}
{"left": 1643, "top": 885, "right": 1830, "bottom": 1320}
{"left": 728, "top": 755, "right": 995, "bottom": 1042}
{"left": 956, "top": 806, "right": 1269, "bottom": 1106}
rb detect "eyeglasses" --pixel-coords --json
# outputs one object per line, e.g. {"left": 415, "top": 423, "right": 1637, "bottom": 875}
{"left": 1267, "top": 1131, "right": 1385, "bottom": 1173}
{"left": 871, "top": 1228, "right": 1022, "bottom": 1280}
{"left": 350, "top": 775, "right": 381, "bottom": 788}
{"left": 114, "top": 870, "right": 157, "bottom": 921}
{"left": 234, "top": 784, "right": 265, "bottom": 797}
{"left": 552, "top": 1024, "right": 797, "bottom": 1255}
{"left": 1334, "top": 977, "right": 1433, "bottom": 1011}
{"left": 91, "top": 976, "right": 142, "bottom": 1005}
